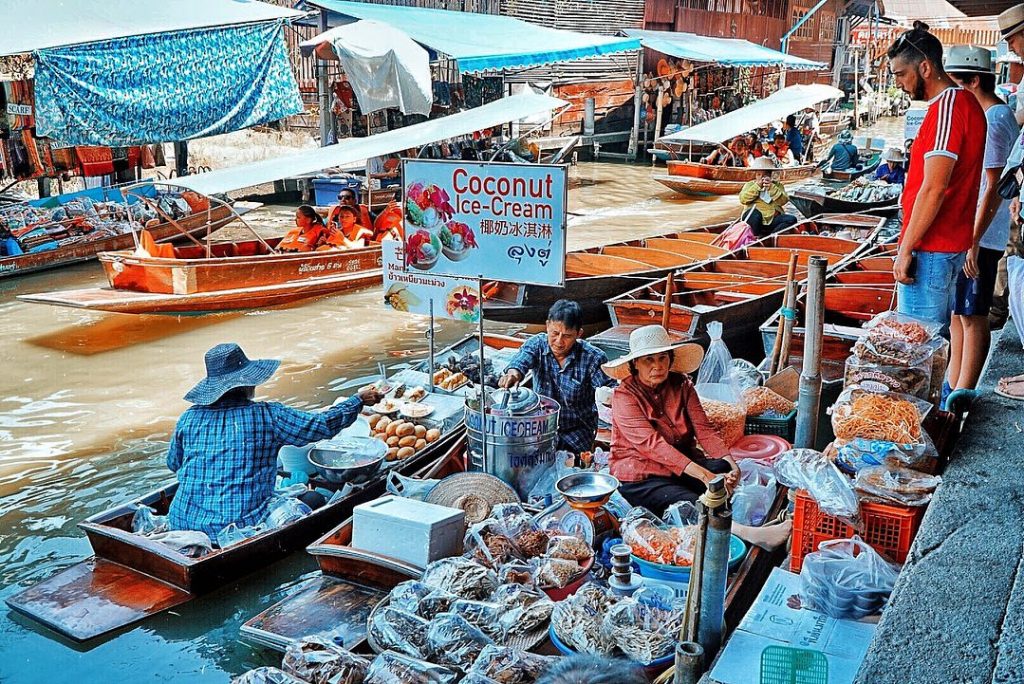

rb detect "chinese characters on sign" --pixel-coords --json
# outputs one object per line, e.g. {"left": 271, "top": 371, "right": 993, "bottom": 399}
{"left": 382, "top": 241, "right": 481, "bottom": 323}
{"left": 401, "top": 159, "right": 567, "bottom": 286}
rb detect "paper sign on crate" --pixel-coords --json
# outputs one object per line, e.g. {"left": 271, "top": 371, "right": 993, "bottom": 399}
{"left": 382, "top": 240, "right": 481, "bottom": 322}
{"left": 401, "top": 158, "right": 567, "bottom": 286}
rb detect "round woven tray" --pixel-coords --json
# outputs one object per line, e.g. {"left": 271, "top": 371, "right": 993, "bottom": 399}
{"left": 425, "top": 472, "right": 520, "bottom": 524}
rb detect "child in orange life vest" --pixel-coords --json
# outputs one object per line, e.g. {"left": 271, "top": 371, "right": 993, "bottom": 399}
{"left": 279, "top": 205, "right": 328, "bottom": 252}
{"left": 322, "top": 205, "right": 373, "bottom": 250}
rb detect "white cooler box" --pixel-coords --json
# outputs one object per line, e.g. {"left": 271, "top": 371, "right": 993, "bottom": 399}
{"left": 351, "top": 495, "right": 465, "bottom": 569}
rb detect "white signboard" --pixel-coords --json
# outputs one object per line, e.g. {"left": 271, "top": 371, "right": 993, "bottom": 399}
{"left": 382, "top": 241, "right": 481, "bottom": 322}
{"left": 904, "top": 108, "right": 926, "bottom": 141}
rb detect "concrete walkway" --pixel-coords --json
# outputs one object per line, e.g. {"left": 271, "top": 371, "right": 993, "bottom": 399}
{"left": 856, "top": 325, "right": 1024, "bottom": 684}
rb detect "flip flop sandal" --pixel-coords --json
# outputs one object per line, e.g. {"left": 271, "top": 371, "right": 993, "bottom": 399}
{"left": 995, "top": 374, "right": 1024, "bottom": 401}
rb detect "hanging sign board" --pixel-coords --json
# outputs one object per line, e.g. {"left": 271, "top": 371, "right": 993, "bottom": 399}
{"left": 401, "top": 159, "right": 567, "bottom": 286}
{"left": 383, "top": 240, "right": 481, "bottom": 322}
{"left": 904, "top": 108, "right": 925, "bottom": 141}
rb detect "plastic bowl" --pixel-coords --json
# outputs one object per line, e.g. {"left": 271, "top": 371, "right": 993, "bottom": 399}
{"left": 631, "top": 535, "right": 747, "bottom": 582}
{"left": 549, "top": 623, "right": 674, "bottom": 673}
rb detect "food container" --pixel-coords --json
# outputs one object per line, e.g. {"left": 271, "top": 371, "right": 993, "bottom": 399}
{"left": 351, "top": 495, "right": 465, "bottom": 569}
{"left": 631, "top": 535, "right": 747, "bottom": 583}
{"left": 465, "top": 389, "right": 560, "bottom": 499}
{"left": 308, "top": 436, "right": 387, "bottom": 485}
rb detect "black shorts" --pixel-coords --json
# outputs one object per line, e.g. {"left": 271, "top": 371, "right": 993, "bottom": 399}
{"left": 618, "top": 457, "right": 732, "bottom": 518}
{"left": 953, "top": 247, "right": 1002, "bottom": 317}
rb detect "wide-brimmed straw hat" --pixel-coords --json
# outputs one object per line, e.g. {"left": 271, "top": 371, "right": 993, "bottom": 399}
{"left": 602, "top": 325, "right": 704, "bottom": 381}
{"left": 884, "top": 147, "right": 906, "bottom": 163}
{"left": 184, "top": 343, "right": 280, "bottom": 405}
{"left": 1000, "top": 5, "right": 1024, "bottom": 39}
{"left": 751, "top": 157, "right": 777, "bottom": 171}
{"left": 945, "top": 45, "right": 994, "bottom": 75}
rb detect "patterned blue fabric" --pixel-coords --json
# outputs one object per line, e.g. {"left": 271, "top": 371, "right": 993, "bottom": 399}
{"left": 166, "top": 396, "right": 362, "bottom": 537}
{"left": 34, "top": 22, "right": 303, "bottom": 146}
{"left": 506, "top": 333, "right": 614, "bottom": 453}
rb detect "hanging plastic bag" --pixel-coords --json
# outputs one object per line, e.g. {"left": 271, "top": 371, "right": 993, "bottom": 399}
{"left": 697, "top": 321, "right": 735, "bottom": 385}
{"left": 132, "top": 505, "right": 169, "bottom": 536}
{"left": 774, "top": 448, "right": 859, "bottom": 522}
{"left": 854, "top": 465, "right": 942, "bottom": 507}
{"left": 799, "top": 536, "right": 900, "bottom": 619}
{"left": 731, "top": 460, "right": 777, "bottom": 526}
{"left": 281, "top": 636, "right": 370, "bottom": 684}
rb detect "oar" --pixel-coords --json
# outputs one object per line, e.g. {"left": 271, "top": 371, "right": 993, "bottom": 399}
{"left": 661, "top": 271, "right": 675, "bottom": 330}
{"left": 777, "top": 252, "right": 801, "bottom": 375}
{"left": 769, "top": 251, "right": 799, "bottom": 376}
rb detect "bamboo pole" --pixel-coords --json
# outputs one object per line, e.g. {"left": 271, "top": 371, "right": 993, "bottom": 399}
{"left": 662, "top": 271, "right": 675, "bottom": 331}
{"left": 795, "top": 256, "right": 828, "bottom": 449}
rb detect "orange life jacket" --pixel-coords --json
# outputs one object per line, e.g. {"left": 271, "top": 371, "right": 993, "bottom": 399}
{"left": 279, "top": 224, "right": 326, "bottom": 252}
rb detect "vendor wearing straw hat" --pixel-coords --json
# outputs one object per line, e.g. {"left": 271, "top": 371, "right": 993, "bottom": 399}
{"left": 738, "top": 158, "right": 799, "bottom": 236}
{"left": 166, "top": 343, "right": 384, "bottom": 538}
{"left": 875, "top": 147, "right": 907, "bottom": 185}
{"left": 603, "top": 325, "right": 792, "bottom": 550}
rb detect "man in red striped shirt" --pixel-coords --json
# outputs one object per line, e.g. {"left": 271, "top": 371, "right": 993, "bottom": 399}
{"left": 887, "top": 22, "right": 987, "bottom": 331}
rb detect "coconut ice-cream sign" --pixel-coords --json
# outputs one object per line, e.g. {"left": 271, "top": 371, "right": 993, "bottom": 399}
{"left": 401, "top": 159, "right": 567, "bottom": 286}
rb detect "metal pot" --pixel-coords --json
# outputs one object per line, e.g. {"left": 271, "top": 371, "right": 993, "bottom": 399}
{"left": 308, "top": 437, "right": 387, "bottom": 485}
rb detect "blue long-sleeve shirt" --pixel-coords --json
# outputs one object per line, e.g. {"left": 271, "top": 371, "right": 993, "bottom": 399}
{"left": 874, "top": 163, "right": 906, "bottom": 185}
{"left": 166, "top": 396, "right": 362, "bottom": 537}
{"left": 786, "top": 127, "right": 804, "bottom": 161}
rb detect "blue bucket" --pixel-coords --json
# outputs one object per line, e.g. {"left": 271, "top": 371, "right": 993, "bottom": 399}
{"left": 631, "top": 535, "right": 747, "bottom": 583}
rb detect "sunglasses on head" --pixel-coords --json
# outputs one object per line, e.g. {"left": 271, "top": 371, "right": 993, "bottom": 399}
{"left": 893, "top": 31, "right": 930, "bottom": 62}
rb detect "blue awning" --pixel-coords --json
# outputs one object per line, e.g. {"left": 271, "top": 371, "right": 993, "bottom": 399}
{"left": 622, "top": 29, "right": 826, "bottom": 71}
{"left": 303, "top": 0, "right": 641, "bottom": 74}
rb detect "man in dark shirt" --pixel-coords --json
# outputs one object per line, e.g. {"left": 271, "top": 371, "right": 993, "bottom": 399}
{"left": 784, "top": 114, "right": 805, "bottom": 162}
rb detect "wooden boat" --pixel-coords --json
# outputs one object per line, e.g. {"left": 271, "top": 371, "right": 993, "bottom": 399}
{"left": 790, "top": 188, "right": 900, "bottom": 220}
{"left": 654, "top": 160, "right": 819, "bottom": 197}
{"left": 819, "top": 112, "right": 852, "bottom": 137}
{"left": 4, "top": 429, "right": 462, "bottom": 642}
{"left": 482, "top": 221, "right": 737, "bottom": 325}
{"left": 0, "top": 201, "right": 250, "bottom": 279}
{"left": 822, "top": 150, "right": 882, "bottom": 183}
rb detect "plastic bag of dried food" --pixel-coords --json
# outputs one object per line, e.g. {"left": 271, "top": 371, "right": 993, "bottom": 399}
{"left": 231, "top": 668, "right": 307, "bottom": 684}
{"left": 511, "top": 528, "right": 551, "bottom": 560}
{"left": 742, "top": 386, "right": 795, "bottom": 417}
{"left": 491, "top": 583, "right": 554, "bottom": 636}
{"left": 799, "top": 536, "right": 900, "bottom": 620}
{"left": 488, "top": 503, "right": 534, "bottom": 540}
{"left": 830, "top": 387, "right": 931, "bottom": 445}
{"left": 864, "top": 310, "right": 941, "bottom": 345}
{"left": 468, "top": 644, "right": 555, "bottom": 684}
{"left": 603, "top": 594, "right": 682, "bottom": 665}
{"left": 530, "top": 556, "right": 582, "bottom": 589}
{"left": 132, "top": 505, "right": 169, "bottom": 536}
{"left": 426, "top": 612, "right": 494, "bottom": 671}
{"left": 460, "top": 675, "right": 501, "bottom": 684}
{"left": 696, "top": 384, "right": 747, "bottom": 447}
{"left": 855, "top": 465, "right": 941, "bottom": 506}
{"left": 365, "top": 650, "right": 458, "bottom": 684}
{"left": 731, "top": 460, "right": 777, "bottom": 527}
{"left": 773, "top": 449, "right": 859, "bottom": 523}
{"left": 368, "top": 605, "right": 430, "bottom": 658}
{"left": 421, "top": 557, "right": 498, "bottom": 599}
{"left": 546, "top": 535, "right": 594, "bottom": 563}
{"left": 388, "top": 581, "right": 434, "bottom": 614}
{"left": 496, "top": 561, "right": 536, "bottom": 587}
{"left": 833, "top": 434, "right": 936, "bottom": 474}
{"left": 621, "top": 513, "right": 697, "bottom": 567}
{"left": 450, "top": 599, "right": 506, "bottom": 640}
{"left": 282, "top": 636, "right": 370, "bottom": 684}
{"left": 417, "top": 586, "right": 460, "bottom": 620}
{"left": 465, "top": 523, "right": 521, "bottom": 569}
{"left": 550, "top": 583, "right": 616, "bottom": 656}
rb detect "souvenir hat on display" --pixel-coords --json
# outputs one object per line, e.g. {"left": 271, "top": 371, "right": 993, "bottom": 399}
{"left": 601, "top": 325, "right": 704, "bottom": 380}
{"left": 184, "top": 343, "right": 280, "bottom": 405}
{"left": 884, "top": 147, "right": 906, "bottom": 163}
{"left": 999, "top": 4, "right": 1024, "bottom": 39}
{"left": 944, "top": 45, "right": 994, "bottom": 75}
{"left": 751, "top": 157, "right": 778, "bottom": 171}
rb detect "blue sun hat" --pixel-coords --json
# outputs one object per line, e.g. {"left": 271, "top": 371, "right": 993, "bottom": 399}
{"left": 184, "top": 343, "right": 280, "bottom": 405}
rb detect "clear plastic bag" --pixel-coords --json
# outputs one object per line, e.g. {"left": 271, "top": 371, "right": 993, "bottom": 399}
{"left": 426, "top": 612, "right": 494, "bottom": 670}
{"left": 731, "top": 460, "right": 777, "bottom": 526}
{"left": 854, "top": 465, "right": 941, "bottom": 506}
{"left": 742, "top": 386, "right": 795, "bottom": 417}
{"left": 602, "top": 594, "right": 682, "bottom": 665}
{"left": 864, "top": 310, "right": 942, "bottom": 345}
{"left": 526, "top": 458, "right": 579, "bottom": 508}
{"left": 830, "top": 387, "right": 931, "bottom": 444}
{"left": 148, "top": 531, "right": 213, "bottom": 558}
{"left": 365, "top": 650, "right": 458, "bottom": 684}
{"left": 696, "top": 383, "right": 746, "bottom": 447}
{"left": 231, "top": 667, "right": 307, "bottom": 684}
{"left": 697, "top": 321, "right": 734, "bottom": 385}
{"left": 262, "top": 496, "right": 313, "bottom": 529}
{"left": 833, "top": 434, "right": 937, "bottom": 474}
{"left": 773, "top": 448, "right": 859, "bottom": 522}
{"left": 845, "top": 333, "right": 935, "bottom": 400}
{"left": 546, "top": 535, "right": 594, "bottom": 563}
{"left": 368, "top": 606, "right": 430, "bottom": 658}
{"left": 799, "top": 536, "right": 900, "bottom": 620}
{"left": 420, "top": 557, "right": 498, "bottom": 600}
{"left": 449, "top": 599, "right": 506, "bottom": 640}
{"left": 621, "top": 511, "right": 697, "bottom": 566}
{"left": 132, "top": 505, "right": 169, "bottom": 535}
{"left": 216, "top": 522, "right": 263, "bottom": 548}
{"left": 388, "top": 580, "right": 434, "bottom": 614}
{"left": 496, "top": 561, "right": 536, "bottom": 587}
{"left": 465, "top": 523, "right": 521, "bottom": 569}
{"left": 281, "top": 636, "right": 370, "bottom": 684}
{"left": 529, "top": 556, "right": 581, "bottom": 589}
{"left": 487, "top": 504, "right": 534, "bottom": 540}
{"left": 550, "top": 583, "right": 617, "bottom": 656}
{"left": 491, "top": 584, "right": 554, "bottom": 636}
{"left": 467, "top": 644, "right": 554, "bottom": 684}
{"left": 417, "top": 586, "right": 460, "bottom": 620}
{"left": 386, "top": 472, "right": 440, "bottom": 501}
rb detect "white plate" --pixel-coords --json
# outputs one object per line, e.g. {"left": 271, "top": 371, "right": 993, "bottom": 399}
{"left": 400, "top": 402, "right": 435, "bottom": 419}
{"left": 370, "top": 401, "right": 401, "bottom": 415}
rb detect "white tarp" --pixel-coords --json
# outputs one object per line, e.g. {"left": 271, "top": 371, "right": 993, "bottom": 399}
{"left": 301, "top": 21, "right": 432, "bottom": 117}
{"left": 0, "top": 0, "right": 302, "bottom": 57}
{"left": 658, "top": 84, "right": 845, "bottom": 145}
{"left": 173, "top": 91, "right": 568, "bottom": 196}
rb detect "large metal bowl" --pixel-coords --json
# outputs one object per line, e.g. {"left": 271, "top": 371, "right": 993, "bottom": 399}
{"left": 556, "top": 472, "right": 620, "bottom": 506}
{"left": 308, "top": 437, "right": 387, "bottom": 485}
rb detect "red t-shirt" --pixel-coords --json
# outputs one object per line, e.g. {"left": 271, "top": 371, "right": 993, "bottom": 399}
{"left": 901, "top": 87, "right": 987, "bottom": 253}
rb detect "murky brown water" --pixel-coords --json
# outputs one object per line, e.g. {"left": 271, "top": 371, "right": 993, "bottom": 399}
{"left": 0, "top": 119, "right": 901, "bottom": 682}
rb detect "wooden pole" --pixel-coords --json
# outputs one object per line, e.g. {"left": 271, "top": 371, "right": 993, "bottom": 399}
{"left": 769, "top": 251, "right": 799, "bottom": 376}
{"left": 795, "top": 256, "right": 827, "bottom": 449}
{"left": 662, "top": 271, "right": 675, "bottom": 331}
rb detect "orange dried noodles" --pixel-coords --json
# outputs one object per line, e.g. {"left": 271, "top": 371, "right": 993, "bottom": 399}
{"left": 743, "top": 386, "right": 795, "bottom": 417}
{"left": 700, "top": 398, "right": 746, "bottom": 447}
{"left": 832, "top": 393, "right": 922, "bottom": 443}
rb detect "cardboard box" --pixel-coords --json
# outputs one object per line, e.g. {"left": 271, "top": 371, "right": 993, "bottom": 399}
{"left": 708, "top": 568, "right": 877, "bottom": 684}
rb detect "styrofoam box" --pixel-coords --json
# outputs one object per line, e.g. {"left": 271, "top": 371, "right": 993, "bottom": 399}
{"left": 351, "top": 495, "right": 466, "bottom": 569}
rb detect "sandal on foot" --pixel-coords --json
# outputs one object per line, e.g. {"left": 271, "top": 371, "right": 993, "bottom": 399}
{"left": 995, "top": 374, "right": 1024, "bottom": 401}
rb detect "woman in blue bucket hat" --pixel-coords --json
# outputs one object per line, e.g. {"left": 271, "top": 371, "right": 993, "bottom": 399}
{"left": 166, "top": 343, "right": 383, "bottom": 539}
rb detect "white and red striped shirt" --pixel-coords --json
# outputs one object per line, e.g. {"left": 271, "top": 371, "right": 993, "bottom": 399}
{"left": 901, "top": 87, "right": 986, "bottom": 253}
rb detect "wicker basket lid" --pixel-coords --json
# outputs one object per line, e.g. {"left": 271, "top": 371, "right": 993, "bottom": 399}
{"left": 426, "top": 472, "right": 520, "bottom": 523}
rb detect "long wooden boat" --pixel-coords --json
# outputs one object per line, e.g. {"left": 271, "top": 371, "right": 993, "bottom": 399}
{"left": 654, "top": 160, "right": 819, "bottom": 197}
{"left": 0, "top": 202, "right": 249, "bottom": 279}
{"left": 819, "top": 112, "right": 852, "bottom": 137}
{"left": 4, "top": 428, "right": 462, "bottom": 642}
{"left": 482, "top": 221, "right": 738, "bottom": 325}
{"left": 821, "top": 150, "right": 882, "bottom": 183}
{"left": 790, "top": 189, "right": 899, "bottom": 220}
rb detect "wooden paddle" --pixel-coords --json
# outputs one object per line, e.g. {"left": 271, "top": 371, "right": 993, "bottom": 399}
{"left": 662, "top": 271, "right": 675, "bottom": 330}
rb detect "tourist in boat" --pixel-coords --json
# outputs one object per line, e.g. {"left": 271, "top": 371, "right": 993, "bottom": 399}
{"left": 498, "top": 299, "right": 615, "bottom": 453}
{"left": 166, "top": 343, "right": 384, "bottom": 538}
{"left": 322, "top": 205, "right": 373, "bottom": 250}
{"left": 820, "top": 130, "right": 860, "bottom": 172}
{"left": 875, "top": 148, "right": 907, "bottom": 184}
{"left": 783, "top": 114, "right": 805, "bottom": 162}
{"left": 767, "top": 133, "right": 795, "bottom": 166}
{"left": 279, "top": 205, "right": 328, "bottom": 252}
{"left": 702, "top": 137, "right": 752, "bottom": 167}
{"left": 887, "top": 22, "right": 986, "bottom": 331}
{"left": 603, "top": 325, "right": 791, "bottom": 550}
{"left": 945, "top": 46, "right": 1019, "bottom": 395}
{"left": 330, "top": 187, "right": 376, "bottom": 236}
{"left": 738, "top": 158, "right": 800, "bottom": 236}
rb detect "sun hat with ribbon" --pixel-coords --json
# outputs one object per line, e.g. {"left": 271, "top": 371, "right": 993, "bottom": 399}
{"left": 601, "top": 325, "right": 704, "bottom": 381}
{"left": 999, "top": 4, "right": 1024, "bottom": 40}
{"left": 184, "top": 343, "right": 280, "bottom": 405}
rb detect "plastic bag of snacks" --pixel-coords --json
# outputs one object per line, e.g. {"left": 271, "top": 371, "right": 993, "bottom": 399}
{"left": 550, "top": 583, "right": 617, "bottom": 656}
{"left": 844, "top": 336, "right": 934, "bottom": 400}
{"left": 799, "top": 536, "right": 900, "bottom": 620}
{"left": 368, "top": 606, "right": 430, "bottom": 658}
{"left": 602, "top": 589, "right": 684, "bottom": 665}
{"left": 833, "top": 434, "right": 937, "bottom": 474}
{"left": 742, "top": 386, "right": 795, "bottom": 417}
{"left": 773, "top": 449, "right": 859, "bottom": 522}
{"left": 697, "top": 384, "right": 747, "bottom": 447}
{"left": 529, "top": 556, "right": 582, "bottom": 589}
{"left": 854, "top": 465, "right": 942, "bottom": 506}
{"left": 621, "top": 510, "right": 698, "bottom": 567}
{"left": 863, "top": 311, "right": 942, "bottom": 345}
{"left": 465, "top": 523, "right": 522, "bottom": 569}
{"left": 426, "top": 612, "right": 494, "bottom": 670}
{"left": 546, "top": 535, "right": 595, "bottom": 564}
{"left": 365, "top": 650, "right": 458, "bottom": 684}
{"left": 449, "top": 599, "right": 506, "bottom": 641}
{"left": 467, "top": 645, "right": 554, "bottom": 684}
{"left": 421, "top": 557, "right": 498, "bottom": 600}
{"left": 281, "top": 636, "right": 370, "bottom": 684}
{"left": 830, "top": 387, "right": 931, "bottom": 444}
{"left": 491, "top": 583, "right": 554, "bottom": 636}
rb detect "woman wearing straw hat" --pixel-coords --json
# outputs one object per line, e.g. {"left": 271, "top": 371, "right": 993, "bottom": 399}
{"left": 602, "top": 326, "right": 792, "bottom": 550}
{"left": 875, "top": 148, "right": 907, "bottom": 185}
{"left": 166, "top": 343, "right": 384, "bottom": 538}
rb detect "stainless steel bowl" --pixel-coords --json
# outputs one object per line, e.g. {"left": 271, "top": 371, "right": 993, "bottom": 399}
{"left": 556, "top": 472, "right": 620, "bottom": 505}
{"left": 308, "top": 438, "right": 387, "bottom": 485}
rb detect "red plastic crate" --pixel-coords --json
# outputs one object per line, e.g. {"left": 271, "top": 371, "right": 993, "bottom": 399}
{"left": 790, "top": 490, "right": 926, "bottom": 573}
